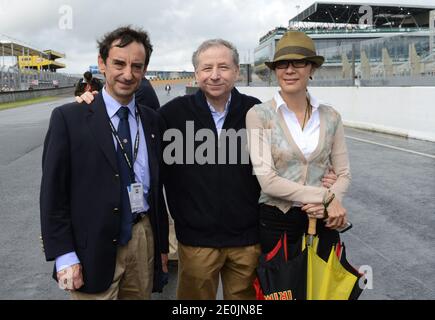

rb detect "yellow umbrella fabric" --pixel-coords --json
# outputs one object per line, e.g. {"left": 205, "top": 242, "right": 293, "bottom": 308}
{"left": 305, "top": 235, "right": 358, "bottom": 300}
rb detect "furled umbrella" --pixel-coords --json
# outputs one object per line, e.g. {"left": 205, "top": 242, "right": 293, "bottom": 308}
{"left": 254, "top": 218, "right": 364, "bottom": 300}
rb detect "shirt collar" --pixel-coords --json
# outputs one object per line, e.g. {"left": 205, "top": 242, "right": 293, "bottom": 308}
{"left": 207, "top": 94, "right": 232, "bottom": 115}
{"left": 274, "top": 91, "right": 319, "bottom": 113}
{"left": 102, "top": 87, "right": 136, "bottom": 119}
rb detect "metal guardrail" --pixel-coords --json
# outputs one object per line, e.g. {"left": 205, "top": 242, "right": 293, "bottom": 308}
{"left": 302, "top": 27, "right": 428, "bottom": 35}
{"left": 0, "top": 66, "right": 79, "bottom": 92}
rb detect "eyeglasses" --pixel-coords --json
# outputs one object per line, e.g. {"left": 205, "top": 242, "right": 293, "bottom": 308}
{"left": 274, "top": 59, "right": 310, "bottom": 70}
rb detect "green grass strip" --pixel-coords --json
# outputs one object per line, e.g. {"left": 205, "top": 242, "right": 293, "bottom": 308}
{"left": 0, "top": 96, "right": 59, "bottom": 111}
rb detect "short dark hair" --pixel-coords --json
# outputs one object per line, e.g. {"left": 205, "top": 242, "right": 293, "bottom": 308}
{"left": 83, "top": 71, "right": 92, "bottom": 81}
{"left": 98, "top": 26, "right": 153, "bottom": 67}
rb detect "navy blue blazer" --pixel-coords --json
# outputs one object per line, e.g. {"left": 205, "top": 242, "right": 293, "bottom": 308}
{"left": 40, "top": 92, "right": 168, "bottom": 293}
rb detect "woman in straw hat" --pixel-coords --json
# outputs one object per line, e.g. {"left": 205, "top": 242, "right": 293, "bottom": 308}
{"left": 246, "top": 31, "right": 351, "bottom": 259}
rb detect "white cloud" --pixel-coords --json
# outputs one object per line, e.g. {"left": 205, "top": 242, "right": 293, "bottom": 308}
{"left": 0, "top": 0, "right": 433, "bottom": 73}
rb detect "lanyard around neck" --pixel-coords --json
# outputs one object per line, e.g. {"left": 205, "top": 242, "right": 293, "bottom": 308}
{"left": 109, "top": 107, "right": 140, "bottom": 179}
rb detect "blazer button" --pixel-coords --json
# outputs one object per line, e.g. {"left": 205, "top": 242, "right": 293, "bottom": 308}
{"left": 114, "top": 208, "right": 119, "bottom": 214}
{"left": 113, "top": 239, "right": 118, "bottom": 244}
{"left": 115, "top": 174, "right": 120, "bottom": 179}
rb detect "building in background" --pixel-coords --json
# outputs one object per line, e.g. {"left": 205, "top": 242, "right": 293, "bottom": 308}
{"left": 254, "top": 2, "right": 435, "bottom": 86}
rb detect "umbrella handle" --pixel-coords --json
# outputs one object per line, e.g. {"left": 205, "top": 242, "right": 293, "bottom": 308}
{"left": 308, "top": 217, "right": 317, "bottom": 236}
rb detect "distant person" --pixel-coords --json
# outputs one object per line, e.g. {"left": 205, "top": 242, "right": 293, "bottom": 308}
{"left": 40, "top": 26, "right": 169, "bottom": 300}
{"left": 74, "top": 71, "right": 103, "bottom": 97}
{"left": 164, "top": 84, "right": 171, "bottom": 95}
{"left": 354, "top": 75, "right": 361, "bottom": 87}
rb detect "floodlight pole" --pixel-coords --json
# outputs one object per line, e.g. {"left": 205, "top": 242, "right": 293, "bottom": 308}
{"left": 296, "top": 5, "right": 300, "bottom": 27}
{"left": 430, "top": 10, "right": 435, "bottom": 54}
{"left": 352, "top": 43, "right": 356, "bottom": 86}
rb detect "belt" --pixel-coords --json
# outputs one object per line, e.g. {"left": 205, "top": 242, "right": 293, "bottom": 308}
{"left": 132, "top": 211, "right": 149, "bottom": 225}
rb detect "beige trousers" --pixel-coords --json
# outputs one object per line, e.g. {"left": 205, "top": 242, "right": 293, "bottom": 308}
{"left": 176, "top": 243, "right": 261, "bottom": 300}
{"left": 168, "top": 216, "right": 178, "bottom": 261}
{"left": 71, "top": 215, "right": 154, "bottom": 300}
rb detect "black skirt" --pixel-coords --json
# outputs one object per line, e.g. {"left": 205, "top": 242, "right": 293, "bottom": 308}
{"left": 259, "top": 204, "right": 340, "bottom": 262}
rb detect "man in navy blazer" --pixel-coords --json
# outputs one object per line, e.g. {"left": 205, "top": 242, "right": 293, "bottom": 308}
{"left": 40, "top": 26, "right": 168, "bottom": 299}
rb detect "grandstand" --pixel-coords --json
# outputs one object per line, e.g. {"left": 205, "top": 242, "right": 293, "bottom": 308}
{"left": 254, "top": 2, "right": 435, "bottom": 85}
{"left": 290, "top": 2, "right": 434, "bottom": 28}
{"left": 0, "top": 36, "right": 66, "bottom": 72}
{"left": 0, "top": 35, "right": 76, "bottom": 91}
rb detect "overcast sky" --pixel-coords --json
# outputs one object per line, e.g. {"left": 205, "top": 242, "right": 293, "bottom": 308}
{"left": 0, "top": 0, "right": 433, "bottom": 74}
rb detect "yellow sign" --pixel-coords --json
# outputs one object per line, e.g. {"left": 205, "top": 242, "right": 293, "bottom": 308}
{"left": 18, "top": 55, "right": 52, "bottom": 70}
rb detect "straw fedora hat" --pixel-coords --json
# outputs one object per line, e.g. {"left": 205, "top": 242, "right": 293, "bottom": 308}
{"left": 265, "top": 31, "right": 324, "bottom": 69}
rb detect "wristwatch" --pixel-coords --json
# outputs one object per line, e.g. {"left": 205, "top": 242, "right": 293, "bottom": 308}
{"left": 323, "top": 191, "right": 335, "bottom": 218}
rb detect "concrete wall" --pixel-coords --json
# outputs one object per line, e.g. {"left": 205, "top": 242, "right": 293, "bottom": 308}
{"left": 237, "top": 86, "right": 435, "bottom": 142}
{"left": 0, "top": 86, "right": 74, "bottom": 104}
{"left": 150, "top": 77, "right": 195, "bottom": 87}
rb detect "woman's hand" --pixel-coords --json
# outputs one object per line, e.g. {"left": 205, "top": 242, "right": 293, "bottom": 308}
{"left": 303, "top": 197, "right": 347, "bottom": 230}
{"left": 302, "top": 203, "right": 325, "bottom": 219}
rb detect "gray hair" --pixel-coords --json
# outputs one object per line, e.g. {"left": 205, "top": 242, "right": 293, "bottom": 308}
{"left": 192, "top": 39, "right": 240, "bottom": 70}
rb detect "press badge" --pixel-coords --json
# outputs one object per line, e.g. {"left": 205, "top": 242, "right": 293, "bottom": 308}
{"left": 127, "top": 183, "right": 145, "bottom": 213}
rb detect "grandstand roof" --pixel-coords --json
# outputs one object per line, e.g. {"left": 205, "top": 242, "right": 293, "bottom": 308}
{"left": 44, "top": 50, "right": 65, "bottom": 60}
{"left": 290, "top": 2, "right": 435, "bottom": 27}
{"left": 0, "top": 40, "right": 48, "bottom": 58}
{"left": 47, "top": 61, "right": 66, "bottom": 70}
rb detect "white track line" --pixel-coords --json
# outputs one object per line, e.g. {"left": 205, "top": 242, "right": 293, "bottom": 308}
{"left": 345, "top": 136, "right": 435, "bottom": 159}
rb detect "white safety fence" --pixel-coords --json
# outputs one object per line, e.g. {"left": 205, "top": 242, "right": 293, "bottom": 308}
{"left": 237, "top": 86, "right": 435, "bottom": 143}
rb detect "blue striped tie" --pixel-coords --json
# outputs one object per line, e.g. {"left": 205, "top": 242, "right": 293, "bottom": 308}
{"left": 116, "top": 106, "right": 133, "bottom": 245}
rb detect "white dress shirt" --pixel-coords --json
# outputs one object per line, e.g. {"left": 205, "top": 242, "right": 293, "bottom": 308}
{"left": 207, "top": 94, "right": 231, "bottom": 137}
{"left": 274, "top": 91, "right": 321, "bottom": 208}
{"left": 274, "top": 91, "right": 320, "bottom": 160}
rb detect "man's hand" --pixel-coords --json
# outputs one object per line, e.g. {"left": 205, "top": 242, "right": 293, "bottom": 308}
{"left": 161, "top": 253, "right": 168, "bottom": 273}
{"left": 302, "top": 198, "right": 347, "bottom": 229}
{"left": 324, "top": 198, "right": 347, "bottom": 230}
{"left": 57, "top": 263, "right": 84, "bottom": 291}
{"left": 322, "top": 169, "right": 337, "bottom": 189}
{"left": 74, "top": 91, "right": 98, "bottom": 104}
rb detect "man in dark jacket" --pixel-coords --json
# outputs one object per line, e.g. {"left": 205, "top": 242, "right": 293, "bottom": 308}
{"left": 74, "top": 71, "right": 103, "bottom": 97}
{"left": 159, "top": 39, "right": 261, "bottom": 300}
{"left": 136, "top": 77, "right": 160, "bottom": 110}
{"left": 40, "top": 26, "right": 168, "bottom": 300}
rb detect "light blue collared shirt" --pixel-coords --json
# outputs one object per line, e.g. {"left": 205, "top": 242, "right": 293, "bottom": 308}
{"left": 55, "top": 88, "right": 151, "bottom": 272}
{"left": 207, "top": 94, "right": 231, "bottom": 136}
